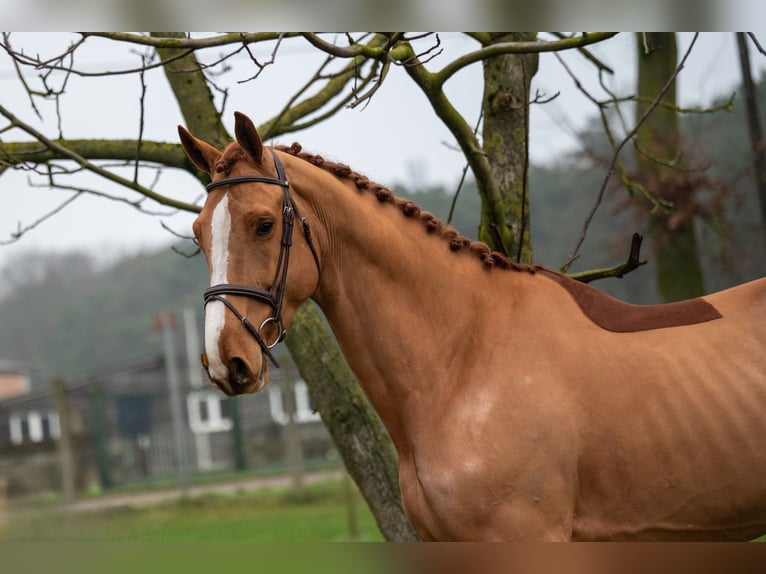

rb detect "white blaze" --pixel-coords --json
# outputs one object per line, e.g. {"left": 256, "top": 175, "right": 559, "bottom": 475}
{"left": 205, "top": 194, "right": 231, "bottom": 381}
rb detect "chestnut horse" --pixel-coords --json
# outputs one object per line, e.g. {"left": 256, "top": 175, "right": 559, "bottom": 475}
{"left": 179, "top": 112, "right": 766, "bottom": 541}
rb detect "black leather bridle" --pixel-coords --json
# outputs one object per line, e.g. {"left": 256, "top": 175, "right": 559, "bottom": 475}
{"left": 203, "top": 150, "right": 320, "bottom": 368}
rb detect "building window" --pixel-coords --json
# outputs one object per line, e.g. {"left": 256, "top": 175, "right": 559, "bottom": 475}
{"left": 268, "top": 380, "right": 321, "bottom": 425}
{"left": 186, "top": 391, "right": 233, "bottom": 433}
{"left": 9, "top": 410, "right": 60, "bottom": 445}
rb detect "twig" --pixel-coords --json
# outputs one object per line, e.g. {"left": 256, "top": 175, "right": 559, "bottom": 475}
{"left": 399, "top": 34, "right": 442, "bottom": 67}
{"left": 36, "top": 179, "right": 177, "bottom": 216}
{"left": 561, "top": 33, "right": 700, "bottom": 273}
{"left": 747, "top": 32, "right": 766, "bottom": 56}
{"left": 447, "top": 109, "right": 484, "bottom": 225}
{"left": 0, "top": 192, "right": 80, "bottom": 245}
{"left": 2, "top": 33, "right": 42, "bottom": 120}
{"left": 348, "top": 57, "right": 390, "bottom": 110}
{"left": 160, "top": 220, "right": 195, "bottom": 241}
{"left": 134, "top": 49, "right": 150, "bottom": 183}
{"left": 3, "top": 34, "right": 196, "bottom": 78}
{"left": 554, "top": 51, "right": 602, "bottom": 107}
{"left": 259, "top": 54, "right": 336, "bottom": 140}
{"left": 260, "top": 40, "right": 383, "bottom": 139}
{"left": 529, "top": 89, "right": 560, "bottom": 105}
{"left": 170, "top": 244, "right": 201, "bottom": 258}
{"left": 160, "top": 221, "right": 201, "bottom": 258}
{"left": 549, "top": 32, "right": 615, "bottom": 75}
{"left": 238, "top": 34, "right": 284, "bottom": 83}
{"left": 566, "top": 233, "right": 647, "bottom": 283}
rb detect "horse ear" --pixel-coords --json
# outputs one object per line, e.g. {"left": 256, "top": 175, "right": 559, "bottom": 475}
{"left": 234, "top": 111, "right": 263, "bottom": 164}
{"left": 178, "top": 125, "right": 221, "bottom": 174}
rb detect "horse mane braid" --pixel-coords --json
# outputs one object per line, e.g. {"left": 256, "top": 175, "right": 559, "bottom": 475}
{"left": 276, "top": 143, "right": 538, "bottom": 274}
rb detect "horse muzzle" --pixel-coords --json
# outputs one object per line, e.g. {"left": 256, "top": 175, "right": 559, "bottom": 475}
{"left": 201, "top": 352, "right": 268, "bottom": 396}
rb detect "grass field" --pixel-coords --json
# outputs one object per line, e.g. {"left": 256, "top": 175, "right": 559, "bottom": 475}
{"left": 1, "top": 478, "right": 384, "bottom": 542}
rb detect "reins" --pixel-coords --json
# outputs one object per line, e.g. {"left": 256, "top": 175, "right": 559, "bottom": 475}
{"left": 203, "top": 149, "right": 320, "bottom": 368}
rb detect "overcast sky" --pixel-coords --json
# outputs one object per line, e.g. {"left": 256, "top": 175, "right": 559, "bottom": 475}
{"left": 1, "top": 32, "right": 765, "bottom": 269}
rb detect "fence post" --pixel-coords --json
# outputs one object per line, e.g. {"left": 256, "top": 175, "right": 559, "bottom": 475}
{"left": 183, "top": 307, "right": 213, "bottom": 471}
{"left": 51, "top": 378, "right": 75, "bottom": 506}
{"left": 344, "top": 469, "right": 361, "bottom": 540}
{"left": 89, "top": 385, "right": 112, "bottom": 489}
{"left": 280, "top": 357, "right": 304, "bottom": 497}
{"left": 230, "top": 397, "right": 246, "bottom": 471}
{"left": 154, "top": 312, "right": 189, "bottom": 498}
{"left": 0, "top": 476, "right": 7, "bottom": 537}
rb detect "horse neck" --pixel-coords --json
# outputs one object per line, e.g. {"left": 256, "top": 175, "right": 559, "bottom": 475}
{"left": 289, "top": 159, "right": 488, "bottom": 449}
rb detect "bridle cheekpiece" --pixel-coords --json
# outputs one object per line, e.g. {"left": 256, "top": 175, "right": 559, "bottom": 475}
{"left": 203, "top": 150, "right": 320, "bottom": 368}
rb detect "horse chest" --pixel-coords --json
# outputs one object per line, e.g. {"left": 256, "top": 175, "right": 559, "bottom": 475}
{"left": 398, "top": 454, "right": 483, "bottom": 541}
{"left": 398, "top": 446, "right": 577, "bottom": 541}
{"left": 393, "top": 394, "right": 583, "bottom": 540}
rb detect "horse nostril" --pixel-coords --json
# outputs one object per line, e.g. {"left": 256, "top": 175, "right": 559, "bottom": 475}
{"left": 229, "top": 357, "right": 251, "bottom": 385}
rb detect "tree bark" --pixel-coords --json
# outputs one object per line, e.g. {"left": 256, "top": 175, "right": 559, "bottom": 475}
{"left": 286, "top": 304, "right": 419, "bottom": 541}
{"left": 480, "top": 32, "right": 538, "bottom": 263}
{"left": 400, "top": 33, "right": 538, "bottom": 263}
{"left": 155, "top": 40, "right": 417, "bottom": 541}
{"left": 153, "top": 32, "right": 230, "bottom": 149}
{"left": 636, "top": 33, "right": 705, "bottom": 302}
{"left": 1, "top": 139, "right": 191, "bottom": 170}
{"left": 736, "top": 32, "right": 766, "bottom": 253}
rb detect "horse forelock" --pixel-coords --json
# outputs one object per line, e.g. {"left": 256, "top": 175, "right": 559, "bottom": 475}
{"left": 214, "top": 145, "right": 250, "bottom": 176}
{"left": 275, "top": 142, "right": 538, "bottom": 275}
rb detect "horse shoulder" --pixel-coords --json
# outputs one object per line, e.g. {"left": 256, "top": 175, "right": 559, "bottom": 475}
{"left": 397, "top": 373, "right": 582, "bottom": 541}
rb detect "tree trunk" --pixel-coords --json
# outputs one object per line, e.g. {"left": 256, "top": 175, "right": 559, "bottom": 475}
{"left": 156, "top": 42, "right": 417, "bottom": 541}
{"left": 286, "top": 304, "right": 418, "bottom": 541}
{"left": 636, "top": 32, "right": 705, "bottom": 302}
{"left": 480, "top": 32, "right": 538, "bottom": 263}
{"left": 736, "top": 32, "right": 766, "bottom": 253}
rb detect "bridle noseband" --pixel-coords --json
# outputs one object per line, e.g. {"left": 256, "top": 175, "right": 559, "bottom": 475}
{"left": 203, "top": 150, "right": 320, "bottom": 369}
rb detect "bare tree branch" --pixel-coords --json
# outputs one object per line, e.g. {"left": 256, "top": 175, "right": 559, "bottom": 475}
{"left": 0, "top": 102, "right": 201, "bottom": 213}
{"left": 447, "top": 108, "right": 483, "bottom": 225}
{"left": 347, "top": 56, "right": 390, "bottom": 110}
{"left": 303, "top": 32, "right": 619, "bottom": 91}
{"left": 238, "top": 34, "right": 284, "bottom": 83}
{"left": 435, "top": 32, "right": 618, "bottom": 86}
{"left": 84, "top": 32, "right": 293, "bottom": 49}
{"left": 260, "top": 35, "right": 388, "bottom": 139}
{"left": 1, "top": 139, "right": 193, "bottom": 171}
{"left": 549, "top": 32, "right": 615, "bottom": 75}
{"left": 562, "top": 33, "right": 700, "bottom": 273}
{"left": 1, "top": 33, "right": 195, "bottom": 78}
{"left": 2, "top": 33, "right": 43, "bottom": 120}
{"left": 746, "top": 32, "right": 766, "bottom": 56}
{"left": 302, "top": 32, "right": 394, "bottom": 60}
{"left": 0, "top": 191, "right": 79, "bottom": 246}
{"left": 566, "top": 233, "right": 647, "bottom": 283}
{"left": 134, "top": 49, "right": 151, "bottom": 183}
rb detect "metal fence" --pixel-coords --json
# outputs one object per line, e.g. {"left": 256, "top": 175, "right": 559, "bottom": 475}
{"left": 0, "top": 315, "right": 336, "bottom": 499}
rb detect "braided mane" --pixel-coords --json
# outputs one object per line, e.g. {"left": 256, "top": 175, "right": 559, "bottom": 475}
{"left": 277, "top": 142, "right": 539, "bottom": 274}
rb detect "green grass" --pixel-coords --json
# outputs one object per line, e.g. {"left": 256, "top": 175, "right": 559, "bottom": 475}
{"left": 1, "top": 479, "right": 384, "bottom": 542}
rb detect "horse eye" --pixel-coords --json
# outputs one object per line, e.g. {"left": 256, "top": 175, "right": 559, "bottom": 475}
{"left": 255, "top": 220, "right": 274, "bottom": 237}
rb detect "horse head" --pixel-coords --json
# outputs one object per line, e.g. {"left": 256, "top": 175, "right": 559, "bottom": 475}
{"left": 179, "top": 112, "right": 321, "bottom": 396}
